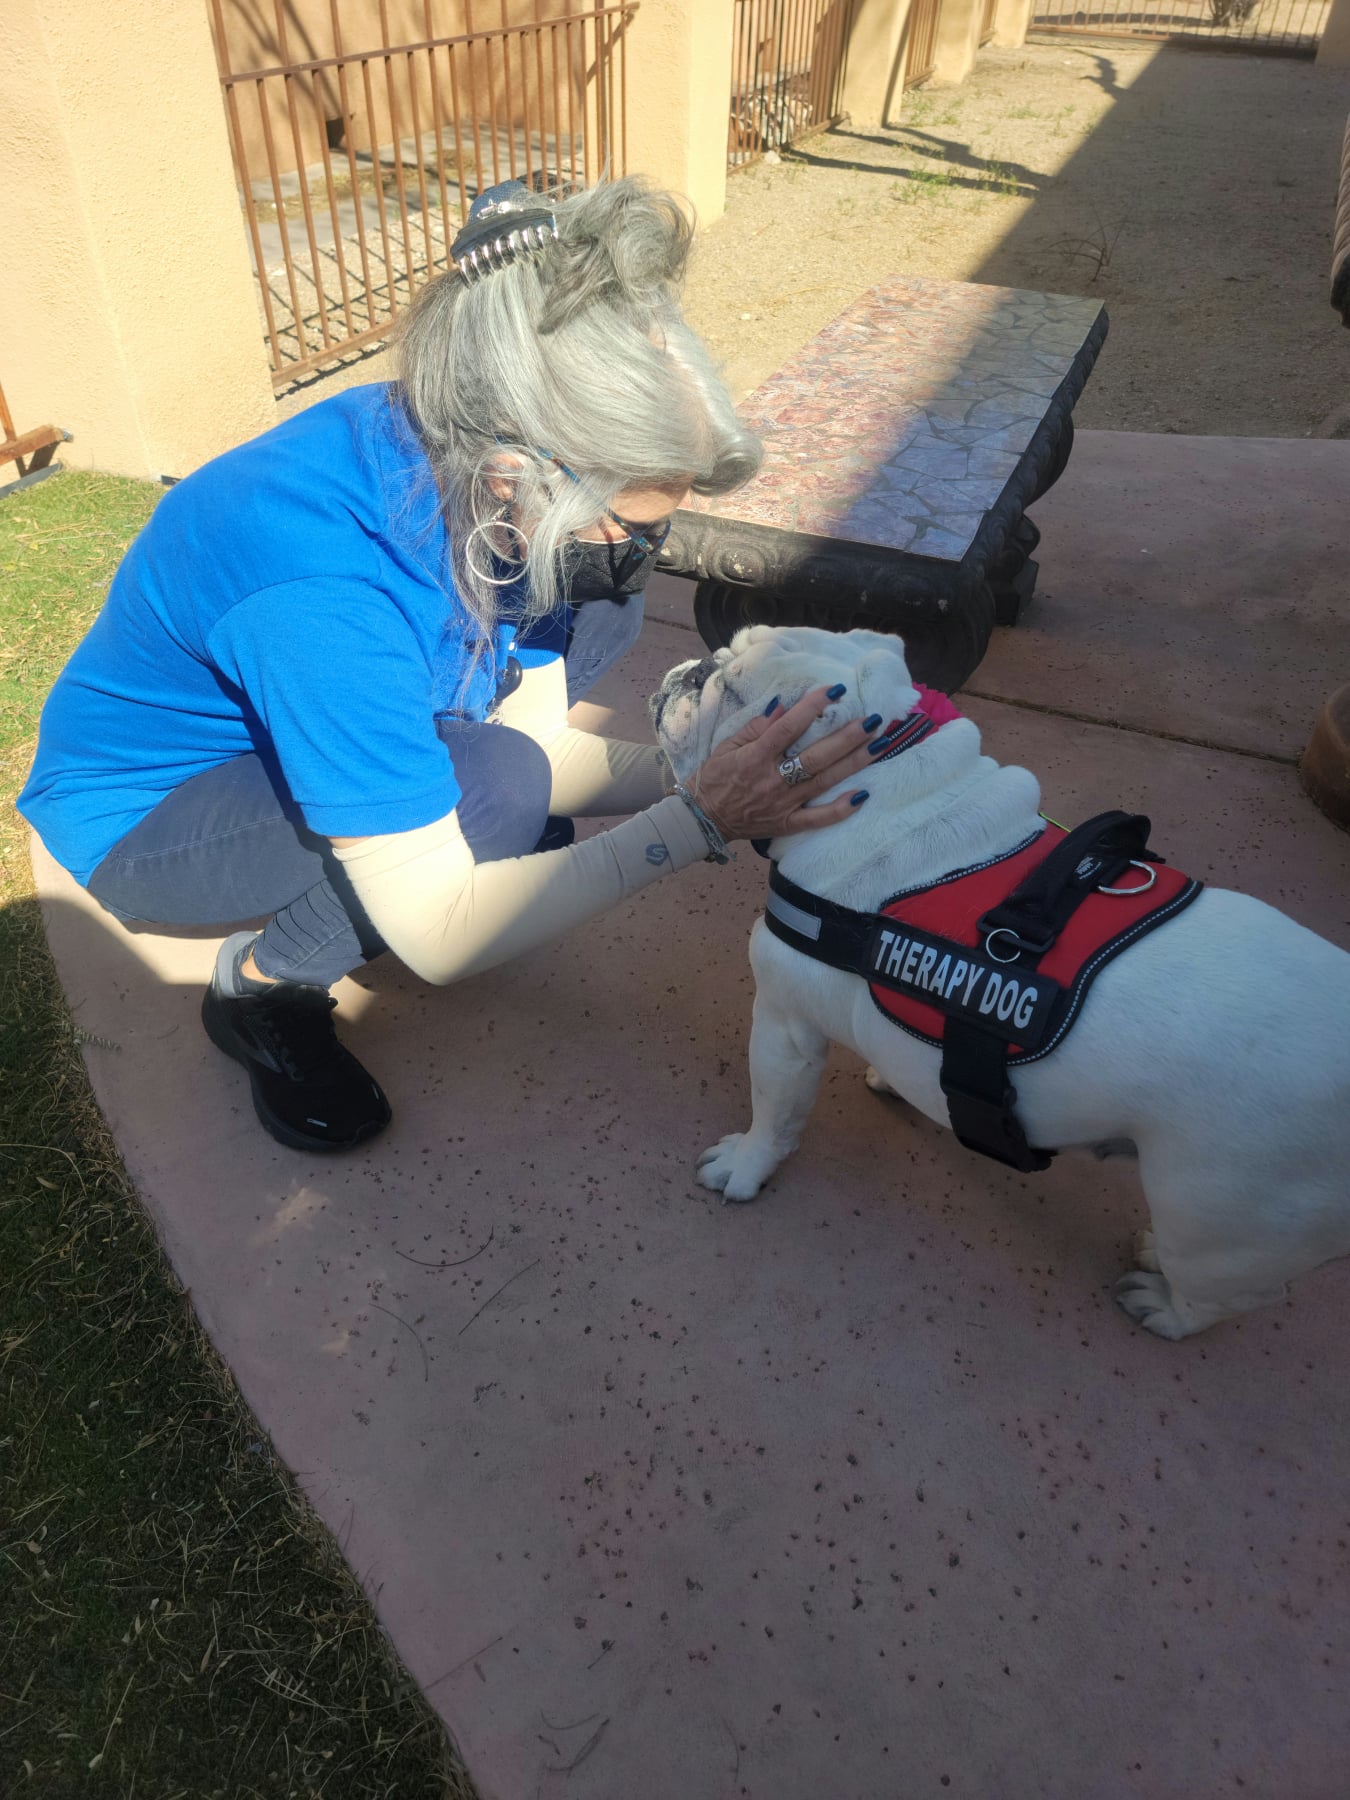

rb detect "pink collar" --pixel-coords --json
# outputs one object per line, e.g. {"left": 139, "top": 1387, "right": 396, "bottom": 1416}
{"left": 867, "top": 685, "right": 964, "bottom": 766}
{"left": 913, "top": 683, "right": 964, "bottom": 727}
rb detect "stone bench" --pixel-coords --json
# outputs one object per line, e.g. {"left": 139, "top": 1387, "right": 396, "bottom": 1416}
{"left": 657, "top": 274, "right": 1107, "bottom": 692}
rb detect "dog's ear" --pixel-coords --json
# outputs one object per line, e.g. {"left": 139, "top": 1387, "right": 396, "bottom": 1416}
{"left": 853, "top": 634, "right": 919, "bottom": 723}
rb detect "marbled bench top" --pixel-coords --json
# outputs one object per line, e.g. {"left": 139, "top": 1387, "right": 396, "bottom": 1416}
{"left": 697, "top": 275, "right": 1105, "bottom": 564}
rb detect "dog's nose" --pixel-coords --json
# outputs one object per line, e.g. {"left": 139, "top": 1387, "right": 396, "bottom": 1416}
{"left": 682, "top": 656, "right": 719, "bottom": 692}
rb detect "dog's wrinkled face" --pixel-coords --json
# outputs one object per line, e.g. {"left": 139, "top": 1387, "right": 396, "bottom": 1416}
{"left": 651, "top": 624, "right": 922, "bottom": 781}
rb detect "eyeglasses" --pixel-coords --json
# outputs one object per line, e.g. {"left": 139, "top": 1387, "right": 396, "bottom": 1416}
{"left": 540, "top": 451, "right": 673, "bottom": 557}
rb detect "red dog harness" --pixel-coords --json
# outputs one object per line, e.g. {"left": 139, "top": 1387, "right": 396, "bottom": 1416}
{"left": 762, "top": 704, "right": 1202, "bottom": 1172}
{"left": 866, "top": 822, "right": 1198, "bottom": 1058}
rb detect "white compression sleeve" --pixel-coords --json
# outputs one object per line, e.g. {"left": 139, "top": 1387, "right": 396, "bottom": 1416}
{"left": 492, "top": 654, "right": 670, "bottom": 815}
{"left": 331, "top": 797, "right": 709, "bottom": 987}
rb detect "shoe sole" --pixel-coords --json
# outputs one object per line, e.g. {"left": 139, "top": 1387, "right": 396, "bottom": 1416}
{"left": 202, "top": 994, "right": 391, "bottom": 1154}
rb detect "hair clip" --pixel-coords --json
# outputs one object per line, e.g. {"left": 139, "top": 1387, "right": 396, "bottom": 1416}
{"left": 451, "top": 209, "right": 558, "bottom": 284}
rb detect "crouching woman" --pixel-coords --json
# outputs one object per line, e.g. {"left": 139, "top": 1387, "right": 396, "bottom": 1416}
{"left": 18, "top": 177, "right": 872, "bottom": 1151}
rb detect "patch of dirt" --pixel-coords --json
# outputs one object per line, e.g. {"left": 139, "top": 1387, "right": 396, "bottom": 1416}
{"left": 683, "top": 39, "right": 1350, "bottom": 437}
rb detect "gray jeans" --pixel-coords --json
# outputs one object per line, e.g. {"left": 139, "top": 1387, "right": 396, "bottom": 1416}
{"left": 87, "top": 596, "right": 645, "bottom": 986}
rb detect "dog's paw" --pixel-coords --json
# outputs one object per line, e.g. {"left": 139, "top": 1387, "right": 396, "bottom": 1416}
{"left": 1113, "top": 1270, "right": 1198, "bottom": 1340}
{"left": 864, "top": 1065, "right": 900, "bottom": 1098}
{"left": 697, "top": 1133, "right": 778, "bottom": 1204}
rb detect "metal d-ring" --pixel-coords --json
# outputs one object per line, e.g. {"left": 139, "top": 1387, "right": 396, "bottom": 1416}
{"left": 984, "top": 928, "right": 1024, "bottom": 965}
{"left": 1098, "top": 860, "right": 1157, "bottom": 897}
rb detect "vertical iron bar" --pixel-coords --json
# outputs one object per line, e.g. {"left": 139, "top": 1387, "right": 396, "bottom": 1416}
{"left": 564, "top": 15, "right": 580, "bottom": 188}
{"left": 271, "top": 0, "right": 334, "bottom": 349}
{"left": 533, "top": 18, "right": 549, "bottom": 182}
{"left": 744, "top": 0, "right": 757, "bottom": 158}
{"left": 359, "top": 53, "right": 399, "bottom": 322}
{"left": 618, "top": 5, "right": 628, "bottom": 172}
{"left": 256, "top": 75, "right": 310, "bottom": 361}
{"left": 580, "top": 14, "right": 593, "bottom": 185}
{"left": 310, "top": 68, "right": 357, "bottom": 337}
{"left": 329, "top": 0, "right": 378, "bottom": 333}
{"left": 445, "top": 36, "right": 472, "bottom": 222}
{"left": 547, "top": 18, "right": 564, "bottom": 181}
{"left": 499, "top": 0, "right": 519, "bottom": 179}
{"left": 376, "top": 0, "right": 417, "bottom": 305}
{"left": 406, "top": 43, "right": 435, "bottom": 280}
{"left": 424, "top": 0, "right": 456, "bottom": 247}
{"left": 463, "top": 0, "right": 495, "bottom": 191}
{"left": 610, "top": 5, "right": 620, "bottom": 168}
{"left": 795, "top": 0, "right": 812, "bottom": 137}
{"left": 728, "top": 0, "right": 741, "bottom": 166}
{"left": 517, "top": 17, "right": 535, "bottom": 186}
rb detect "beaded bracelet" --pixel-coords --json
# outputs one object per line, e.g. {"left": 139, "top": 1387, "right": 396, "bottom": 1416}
{"left": 673, "top": 783, "right": 734, "bottom": 865}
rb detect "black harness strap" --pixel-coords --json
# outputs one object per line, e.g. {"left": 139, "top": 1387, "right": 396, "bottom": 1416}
{"left": 940, "top": 1022, "right": 1051, "bottom": 1172}
{"left": 941, "top": 810, "right": 1158, "bottom": 1172}
{"left": 763, "top": 812, "right": 1188, "bottom": 1175}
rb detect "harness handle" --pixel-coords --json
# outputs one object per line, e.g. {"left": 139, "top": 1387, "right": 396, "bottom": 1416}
{"left": 977, "top": 811, "right": 1156, "bottom": 959}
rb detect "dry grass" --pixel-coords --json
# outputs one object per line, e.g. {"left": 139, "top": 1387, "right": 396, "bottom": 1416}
{"left": 1, "top": 472, "right": 475, "bottom": 1797}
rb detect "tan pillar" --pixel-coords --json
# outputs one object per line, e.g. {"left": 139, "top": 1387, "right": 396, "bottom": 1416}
{"left": 840, "top": 0, "right": 914, "bottom": 128}
{"left": 0, "top": 0, "right": 275, "bottom": 482}
{"left": 991, "top": 0, "right": 1034, "bottom": 48}
{"left": 623, "top": 0, "right": 734, "bottom": 224}
{"left": 930, "top": 0, "right": 985, "bottom": 84}
{"left": 1316, "top": 0, "right": 1350, "bottom": 64}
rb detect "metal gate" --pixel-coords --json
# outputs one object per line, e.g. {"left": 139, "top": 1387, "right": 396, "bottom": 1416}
{"left": 1030, "top": 0, "right": 1327, "bottom": 53}
{"left": 728, "top": 0, "right": 859, "bottom": 169}
{"left": 902, "top": 0, "right": 943, "bottom": 84}
{"left": 211, "top": 0, "right": 635, "bottom": 388}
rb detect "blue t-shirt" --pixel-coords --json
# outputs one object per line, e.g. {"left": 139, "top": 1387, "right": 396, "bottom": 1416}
{"left": 18, "top": 385, "right": 566, "bottom": 883}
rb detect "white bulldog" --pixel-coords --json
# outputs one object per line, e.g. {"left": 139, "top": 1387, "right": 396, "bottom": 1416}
{"left": 653, "top": 624, "right": 1350, "bottom": 1340}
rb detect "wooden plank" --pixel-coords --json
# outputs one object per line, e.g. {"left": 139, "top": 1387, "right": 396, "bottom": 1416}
{"left": 0, "top": 424, "right": 65, "bottom": 467}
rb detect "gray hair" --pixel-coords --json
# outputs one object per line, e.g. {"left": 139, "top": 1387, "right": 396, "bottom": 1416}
{"left": 394, "top": 176, "right": 762, "bottom": 652}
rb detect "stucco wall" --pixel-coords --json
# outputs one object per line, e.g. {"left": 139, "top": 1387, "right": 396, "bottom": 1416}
{"left": 1, "top": 0, "right": 276, "bottom": 479}
{"left": 1316, "top": 0, "right": 1350, "bottom": 63}
{"left": 624, "top": 0, "right": 734, "bottom": 223}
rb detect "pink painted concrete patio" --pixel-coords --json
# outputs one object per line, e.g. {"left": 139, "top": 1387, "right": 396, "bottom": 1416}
{"left": 33, "top": 431, "right": 1350, "bottom": 1798}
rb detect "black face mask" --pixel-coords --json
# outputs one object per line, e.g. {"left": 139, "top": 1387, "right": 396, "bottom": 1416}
{"left": 562, "top": 534, "right": 661, "bottom": 604}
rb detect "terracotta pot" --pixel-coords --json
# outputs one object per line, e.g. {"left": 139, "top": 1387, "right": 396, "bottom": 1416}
{"left": 1299, "top": 683, "right": 1350, "bottom": 830}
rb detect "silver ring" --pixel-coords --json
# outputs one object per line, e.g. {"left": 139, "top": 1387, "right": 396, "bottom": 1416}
{"left": 984, "top": 928, "right": 1024, "bottom": 965}
{"left": 1099, "top": 860, "right": 1157, "bottom": 897}
{"left": 777, "top": 754, "right": 810, "bottom": 787}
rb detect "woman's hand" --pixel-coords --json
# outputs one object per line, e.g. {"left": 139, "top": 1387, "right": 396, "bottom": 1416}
{"left": 684, "top": 686, "right": 878, "bottom": 843}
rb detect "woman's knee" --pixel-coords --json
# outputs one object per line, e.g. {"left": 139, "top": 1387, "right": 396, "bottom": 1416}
{"left": 438, "top": 721, "right": 553, "bottom": 861}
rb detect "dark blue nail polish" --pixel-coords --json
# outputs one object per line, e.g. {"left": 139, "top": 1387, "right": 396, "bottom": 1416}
{"left": 867, "top": 734, "right": 895, "bottom": 755}
{"left": 850, "top": 790, "right": 870, "bottom": 807}
{"left": 763, "top": 696, "right": 780, "bottom": 717}
{"left": 826, "top": 684, "right": 847, "bottom": 701}
{"left": 861, "top": 713, "right": 882, "bottom": 732}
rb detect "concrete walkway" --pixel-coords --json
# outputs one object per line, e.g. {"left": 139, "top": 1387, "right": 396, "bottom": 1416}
{"left": 33, "top": 432, "right": 1350, "bottom": 1799}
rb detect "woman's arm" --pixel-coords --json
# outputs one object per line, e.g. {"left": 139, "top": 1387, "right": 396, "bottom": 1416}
{"left": 333, "top": 686, "right": 877, "bottom": 988}
{"left": 492, "top": 654, "right": 670, "bottom": 815}
{"left": 332, "top": 794, "right": 707, "bottom": 986}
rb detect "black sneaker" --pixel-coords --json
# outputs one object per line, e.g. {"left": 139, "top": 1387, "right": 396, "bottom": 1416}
{"left": 532, "top": 814, "right": 575, "bottom": 853}
{"left": 202, "top": 968, "right": 392, "bottom": 1152}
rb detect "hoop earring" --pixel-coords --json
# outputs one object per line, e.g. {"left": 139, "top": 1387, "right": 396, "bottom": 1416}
{"left": 464, "top": 509, "right": 528, "bottom": 589}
